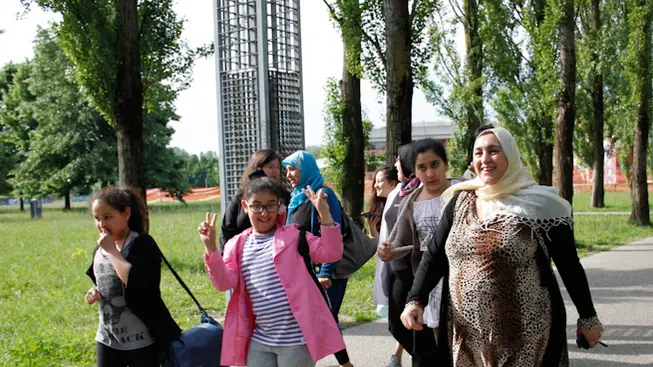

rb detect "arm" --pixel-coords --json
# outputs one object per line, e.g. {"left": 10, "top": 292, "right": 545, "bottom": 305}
{"left": 407, "top": 194, "right": 457, "bottom": 305}
{"left": 204, "top": 237, "right": 241, "bottom": 292}
{"left": 546, "top": 224, "right": 598, "bottom": 321}
{"left": 307, "top": 224, "right": 343, "bottom": 264}
{"left": 380, "top": 197, "right": 414, "bottom": 261}
{"left": 315, "top": 189, "right": 341, "bottom": 278}
{"left": 201, "top": 212, "right": 240, "bottom": 291}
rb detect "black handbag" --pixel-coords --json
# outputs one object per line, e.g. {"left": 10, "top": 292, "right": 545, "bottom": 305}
{"left": 160, "top": 251, "right": 223, "bottom": 367}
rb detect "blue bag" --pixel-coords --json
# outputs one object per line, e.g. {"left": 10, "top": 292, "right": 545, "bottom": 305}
{"left": 160, "top": 252, "right": 223, "bottom": 367}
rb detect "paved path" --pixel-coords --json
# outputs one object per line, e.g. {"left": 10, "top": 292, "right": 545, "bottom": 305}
{"left": 317, "top": 238, "right": 653, "bottom": 366}
{"left": 574, "top": 212, "right": 631, "bottom": 215}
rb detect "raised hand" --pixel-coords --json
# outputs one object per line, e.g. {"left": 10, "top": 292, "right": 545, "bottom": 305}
{"left": 198, "top": 212, "right": 218, "bottom": 254}
{"left": 98, "top": 229, "right": 116, "bottom": 254}
{"left": 303, "top": 186, "right": 333, "bottom": 224}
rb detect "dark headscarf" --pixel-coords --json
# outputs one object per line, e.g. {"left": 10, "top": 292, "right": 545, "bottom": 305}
{"left": 398, "top": 143, "right": 420, "bottom": 197}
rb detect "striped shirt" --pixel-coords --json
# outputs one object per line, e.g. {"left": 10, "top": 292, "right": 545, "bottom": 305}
{"left": 241, "top": 232, "right": 305, "bottom": 346}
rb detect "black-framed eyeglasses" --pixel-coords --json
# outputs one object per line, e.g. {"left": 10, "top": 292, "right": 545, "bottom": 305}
{"left": 248, "top": 202, "right": 281, "bottom": 213}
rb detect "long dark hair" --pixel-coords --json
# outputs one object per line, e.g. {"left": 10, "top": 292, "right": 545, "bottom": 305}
{"left": 367, "top": 166, "right": 399, "bottom": 232}
{"left": 92, "top": 186, "right": 147, "bottom": 234}
{"left": 238, "top": 149, "right": 282, "bottom": 194}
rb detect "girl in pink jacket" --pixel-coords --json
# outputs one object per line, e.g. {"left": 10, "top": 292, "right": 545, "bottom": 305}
{"left": 198, "top": 177, "right": 346, "bottom": 367}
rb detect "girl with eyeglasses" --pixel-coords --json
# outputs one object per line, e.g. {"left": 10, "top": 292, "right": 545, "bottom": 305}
{"left": 198, "top": 177, "right": 346, "bottom": 367}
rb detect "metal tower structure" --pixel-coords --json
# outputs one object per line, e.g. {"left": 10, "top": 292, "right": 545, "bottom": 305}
{"left": 213, "top": 0, "right": 305, "bottom": 213}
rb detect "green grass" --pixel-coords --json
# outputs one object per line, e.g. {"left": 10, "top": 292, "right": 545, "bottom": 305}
{"left": 1, "top": 196, "right": 652, "bottom": 365}
{"left": 572, "top": 191, "right": 652, "bottom": 212}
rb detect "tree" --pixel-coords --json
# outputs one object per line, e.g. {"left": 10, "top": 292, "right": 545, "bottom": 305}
{"left": 576, "top": 0, "right": 607, "bottom": 208}
{"left": 555, "top": 0, "right": 577, "bottom": 204}
{"left": 480, "top": 0, "right": 559, "bottom": 185}
{"left": 0, "top": 62, "right": 20, "bottom": 195}
{"left": 321, "top": 77, "right": 374, "bottom": 201}
{"left": 348, "top": 0, "right": 436, "bottom": 166}
{"left": 323, "top": 0, "right": 366, "bottom": 224}
{"left": 425, "top": 0, "right": 484, "bottom": 174}
{"left": 625, "top": 0, "right": 652, "bottom": 225}
{"left": 0, "top": 61, "right": 38, "bottom": 210}
{"left": 6, "top": 27, "right": 190, "bottom": 207}
{"left": 27, "top": 0, "right": 197, "bottom": 213}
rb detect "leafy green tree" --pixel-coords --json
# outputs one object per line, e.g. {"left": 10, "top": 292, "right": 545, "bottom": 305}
{"left": 25, "top": 0, "right": 199, "bottom": 207}
{"left": 321, "top": 77, "right": 373, "bottom": 198}
{"left": 0, "top": 61, "right": 38, "bottom": 209}
{"left": 624, "top": 0, "right": 652, "bottom": 225}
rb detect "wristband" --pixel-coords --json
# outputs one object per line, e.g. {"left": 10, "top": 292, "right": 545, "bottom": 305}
{"left": 405, "top": 300, "right": 423, "bottom": 309}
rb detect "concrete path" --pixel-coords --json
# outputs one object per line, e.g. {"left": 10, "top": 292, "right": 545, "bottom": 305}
{"left": 317, "top": 238, "right": 653, "bottom": 366}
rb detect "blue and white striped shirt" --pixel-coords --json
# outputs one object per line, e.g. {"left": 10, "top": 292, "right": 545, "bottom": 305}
{"left": 241, "top": 232, "right": 305, "bottom": 346}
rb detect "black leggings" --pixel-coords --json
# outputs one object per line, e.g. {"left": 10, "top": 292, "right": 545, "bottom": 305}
{"left": 96, "top": 342, "right": 159, "bottom": 367}
{"left": 388, "top": 269, "right": 438, "bottom": 367}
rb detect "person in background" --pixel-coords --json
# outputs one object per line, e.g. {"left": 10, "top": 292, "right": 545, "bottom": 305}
{"left": 376, "top": 142, "right": 417, "bottom": 367}
{"left": 220, "top": 149, "right": 290, "bottom": 250}
{"left": 379, "top": 138, "right": 454, "bottom": 366}
{"left": 402, "top": 125, "right": 603, "bottom": 366}
{"left": 85, "top": 187, "right": 181, "bottom": 367}
{"left": 368, "top": 166, "right": 399, "bottom": 318}
{"left": 283, "top": 150, "right": 353, "bottom": 367}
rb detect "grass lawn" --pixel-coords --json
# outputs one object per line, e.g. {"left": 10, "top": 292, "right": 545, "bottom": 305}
{"left": 572, "top": 191, "right": 653, "bottom": 213}
{"left": 1, "top": 195, "right": 652, "bottom": 366}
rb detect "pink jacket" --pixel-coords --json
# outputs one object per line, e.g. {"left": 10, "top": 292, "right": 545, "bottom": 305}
{"left": 204, "top": 223, "right": 346, "bottom": 366}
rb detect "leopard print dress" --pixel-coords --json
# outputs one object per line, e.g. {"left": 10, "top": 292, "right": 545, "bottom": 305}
{"left": 444, "top": 191, "right": 568, "bottom": 366}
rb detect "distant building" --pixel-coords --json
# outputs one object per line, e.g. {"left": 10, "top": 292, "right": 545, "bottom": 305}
{"left": 368, "top": 120, "right": 456, "bottom": 152}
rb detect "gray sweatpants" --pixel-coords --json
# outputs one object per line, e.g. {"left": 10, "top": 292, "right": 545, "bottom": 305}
{"left": 246, "top": 340, "right": 315, "bottom": 367}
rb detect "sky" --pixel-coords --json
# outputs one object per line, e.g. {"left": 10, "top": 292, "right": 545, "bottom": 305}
{"left": 0, "top": 0, "right": 441, "bottom": 156}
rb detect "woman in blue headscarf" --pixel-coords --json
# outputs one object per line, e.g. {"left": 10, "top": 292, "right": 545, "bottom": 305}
{"left": 283, "top": 151, "right": 353, "bottom": 367}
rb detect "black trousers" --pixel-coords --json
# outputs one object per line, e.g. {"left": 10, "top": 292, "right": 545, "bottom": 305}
{"left": 388, "top": 269, "right": 438, "bottom": 367}
{"left": 96, "top": 342, "right": 159, "bottom": 367}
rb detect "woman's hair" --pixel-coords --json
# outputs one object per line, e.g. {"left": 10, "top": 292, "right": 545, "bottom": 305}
{"left": 367, "top": 167, "right": 398, "bottom": 232}
{"left": 92, "top": 186, "right": 146, "bottom": 233}
{"left": 398, "top": 142, "right": 417, "bottom": 179}
{"left": 413, "top": 138, "right": 448, "bottom": 165}
{"left": 243, "top": 177, "right": 283, "bottom": 201}
{"left": 475, "top": 123, "right": 495, "bottom": 138}
{"left": 239, "top": 149, "right": 282, "bottom": 194}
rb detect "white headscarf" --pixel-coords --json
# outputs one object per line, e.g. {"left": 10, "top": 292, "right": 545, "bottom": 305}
{"left": 441, "top": 127, "right": 573, "bottom": 232}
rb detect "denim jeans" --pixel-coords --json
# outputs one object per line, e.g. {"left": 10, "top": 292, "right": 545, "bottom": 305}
{"left": 326, "top": 277, "right": 349, "bottom": 324}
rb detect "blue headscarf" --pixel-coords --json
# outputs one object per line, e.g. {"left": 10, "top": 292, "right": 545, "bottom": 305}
{"left": 282, "top": 151, "right": 324, "bottom": 223}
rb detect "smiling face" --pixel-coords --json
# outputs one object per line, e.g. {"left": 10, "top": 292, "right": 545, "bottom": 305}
{"left": 91, "top": 199, "right": 130, "bottom": 237}
{"left": 285, "top": 165, "right": 301, "bottom": 188}
{"left": 374, "top": 171, "right": 397, "bottom": 198}
{"left": 241, "top": 190, "right": 280, "bottom": 235}
{"left": 415, "top": 151, "right": 448, "bottom": 195}
{"left": 473, "top": 132, "right": 509, "bottom": 185}
{"left": 261, "top": 159, "right": 281, "bottom": 181}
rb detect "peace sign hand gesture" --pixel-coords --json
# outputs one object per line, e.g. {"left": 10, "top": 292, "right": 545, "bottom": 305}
{"left": 198, "top": 212, "right": 219, "bottom": 255}
{"left": 303, "top": 185, "right": 334, "bottom": 225}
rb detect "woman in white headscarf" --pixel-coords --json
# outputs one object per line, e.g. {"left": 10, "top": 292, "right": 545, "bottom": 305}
{"left": 400, "top": 125, "right": 604, "bottom": 366}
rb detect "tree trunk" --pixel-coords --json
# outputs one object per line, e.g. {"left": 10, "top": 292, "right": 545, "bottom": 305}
{"left": 116, "top": 0, "right": 148, "bottom": 229}
{"left": 555, "top": 0, "right": 576, "bottom": 204}
{"left": 629, "top": 0, "right": 652, "bottom": 225}
{"left": 590, "top": 0, "right": 605, "bottom": 208}
{"left": 19, "top": 197, "right": 24, "bottom": 212}
{"left": 64, "top": 191, "right": 71, "bottom": 210}
{"left": 537, "top": 138, "right": 554, "bottom": 186}
{"left": 341, "top": 49, "right": 365, "bottom": 226}
{"left": 384, "top": 0, "right": 413, "bottom": 167}
{"left": 463, "top": 0, "right": 483, "bottom": 165}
